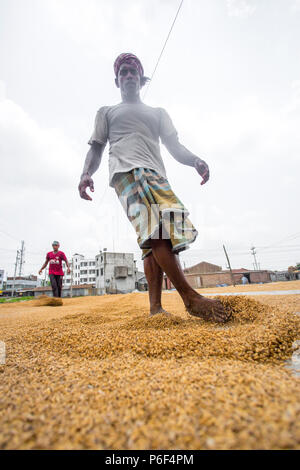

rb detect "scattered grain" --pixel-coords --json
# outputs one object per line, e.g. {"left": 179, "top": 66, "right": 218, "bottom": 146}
{"left": 0, "top": 290, "right": 299, "bottom": 450}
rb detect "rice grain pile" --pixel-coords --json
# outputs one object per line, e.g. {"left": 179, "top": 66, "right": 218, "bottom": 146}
{"left": 34, "top": 296, "right": 63, "bottom": 307}
{"left": 0, "top": 290, "right": 299, "bottom": 450}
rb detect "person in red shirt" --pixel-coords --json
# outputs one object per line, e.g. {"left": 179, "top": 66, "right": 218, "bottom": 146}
{"left": 39, "top": 241, "right": 71, "bottom": 298}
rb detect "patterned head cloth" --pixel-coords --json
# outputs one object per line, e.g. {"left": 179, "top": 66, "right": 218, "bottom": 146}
{"left": 114, "top": 53, "right": 144, "bottom": 79}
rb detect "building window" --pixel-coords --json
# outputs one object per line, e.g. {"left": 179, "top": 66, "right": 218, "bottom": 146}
{"left": 101, "top": 268, "right": 103, "bottom": 276}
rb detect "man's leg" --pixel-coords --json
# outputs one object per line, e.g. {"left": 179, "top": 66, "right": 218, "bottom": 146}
{"left": 150, "top": 239, "right": 229, "bottom": 322}
{"left": 144, "top": 253, "right": 169, "bottom": 315}
{"left": 49, "top": 274, "right": 59, "bottom": 297}
{"left": 57, "top": 275, "right": 63, "bottom": 298}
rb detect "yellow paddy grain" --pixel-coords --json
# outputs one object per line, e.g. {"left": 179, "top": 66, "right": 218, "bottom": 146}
{"left": 0, "top": 292, "right": 299, "bottom": 450}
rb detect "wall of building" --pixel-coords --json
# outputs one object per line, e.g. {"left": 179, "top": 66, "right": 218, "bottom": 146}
{"left": 95, "top": 251, "right": 137, "bottom": 294}
{"left": 270, "top": 271, "right": 296, "bottom": 282}
{"left": 64, "top": 254, "right": 97, "bottom": 286}
{"left": 6, "top": 276, "right": 41, "bottom": 292}
{"left": 34, "top": 286, "right": 95, "bottom": 298}
{"left": 184, "top": 262, "right": 222, "bottom": 275}
{"left": 248, "top": 271, "right": 271, "bottom": 283}
{"left": 167, "top": 270, "right": 272, "bottom": 289}
{"left": 185, "top": 272, "right": 235, "bottom": 289}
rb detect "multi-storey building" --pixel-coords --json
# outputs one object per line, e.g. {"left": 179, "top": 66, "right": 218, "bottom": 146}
{"left": 63, "top": 253, "right": 97, "bottom": 286}
{"left": 61, "top": 251, "right": 145, "bottom": 295}
{"left": 0, "top": 269, "right": 5, "bottom": 290}
{"left": 95, "top": 250, "right": 138, "bottom": 295}
{"left": 6, "top": 275, "right": 41, "bottom": 295}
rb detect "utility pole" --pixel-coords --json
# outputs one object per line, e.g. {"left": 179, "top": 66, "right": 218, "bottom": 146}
{"left": 223, "top": 244, "right": 236, "bottom": 287}
{"left": 250, "top": 246, "right": 259, "bottom": 270}
{"left": 18, "top": 240, "right": 25, "bottom": 276}
{"left": 11, "top": 249, "right": 20, "bottom": 298}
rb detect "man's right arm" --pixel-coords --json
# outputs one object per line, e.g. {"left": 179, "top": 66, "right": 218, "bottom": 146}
{"left": 78, "top": 142, "right": 105, "bottom": 201}
{"left": 39, "top": 257, "right": 49, "bottom": 275}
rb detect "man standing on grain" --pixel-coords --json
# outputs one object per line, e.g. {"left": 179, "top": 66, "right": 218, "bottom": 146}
{"left": 39, "top": 241, "right": 71, "bottom": 298}
{"left": 78, "top": 53, "right": 230, "bottom": 322}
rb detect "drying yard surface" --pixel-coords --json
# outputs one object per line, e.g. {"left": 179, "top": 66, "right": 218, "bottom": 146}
{"left": 199, "top": 280, "right": 300, "bottom": 293}
{"left": 0, "top": 282, "right": 299, "bottom": 450}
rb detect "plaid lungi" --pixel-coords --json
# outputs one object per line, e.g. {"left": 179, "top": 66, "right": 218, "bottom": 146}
{"left": 114, "top": 168, "right": 198, "bottom": 259}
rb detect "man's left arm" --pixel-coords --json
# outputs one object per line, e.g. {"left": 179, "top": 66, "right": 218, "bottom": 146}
{"left": 163, "top": 133, "right": 210, "bottom": 186}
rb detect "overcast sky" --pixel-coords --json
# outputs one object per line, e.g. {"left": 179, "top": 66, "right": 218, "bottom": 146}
{"left": 1, "top": 0, "right": 300, "bottom": 278}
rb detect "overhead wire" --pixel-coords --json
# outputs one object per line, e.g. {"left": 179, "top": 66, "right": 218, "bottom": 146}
{"left": 0, "top": 229, "right": 20, "bottom": 242}
{"left": 143, "top": 0, "right": 184, "bottom": 99}
{"left": 257, "top": 231, "right": 300, "bottom": 251}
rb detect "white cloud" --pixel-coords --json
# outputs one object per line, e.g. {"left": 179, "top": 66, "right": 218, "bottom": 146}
{"left": 1, "top": 0, "right": 300, "bottom": 274}
{"left": 291, "top": 0, "right": 300, "bottom": 12}
{"left": 0, "top": 86, "right": 144, "bottom": 275}
{"left": 44, "top": 0, "right": 172, "bottom": 64}
{"left": 284, "top": 80, "right": 300, "bottom": 115}
{"left": 0, "top": 80, "right": 6, "bottom": 101}
{"left": 163, "top": 85, "right": 300, "bottom": 271}
{"left": 226, "top": 0, "right": 256, "bottom": 18}
{"left": 0, "top": 95, "right": 79, "bottom": 189}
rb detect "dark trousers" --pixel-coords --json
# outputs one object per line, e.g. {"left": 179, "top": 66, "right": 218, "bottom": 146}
{"left": 49, "top": 274, "right": 63, "bottom": 298}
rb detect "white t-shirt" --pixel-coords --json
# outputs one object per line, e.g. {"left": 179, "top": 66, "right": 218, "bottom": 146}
{"left": 88, "top": 102, "right": 177, "bottom": 187}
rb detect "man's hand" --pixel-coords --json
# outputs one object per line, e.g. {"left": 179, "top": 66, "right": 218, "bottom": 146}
{"left": 67, "top": 267, "right": 71, "bottom": 275}
{"left": 38, "top": 269, "right": 42, "bottom": 275}
{"left": 78, "top": 173, "right": 94, "bottom": 201}
{"left": 195, "top": 158, "right": 210, "bottom": 185}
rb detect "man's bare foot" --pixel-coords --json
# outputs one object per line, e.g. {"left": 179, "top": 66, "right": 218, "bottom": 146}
{"left": 150, "top": 306, "right": 171, "bottom": 317}
{"left": 185, "top": 294, "right": 231, "bottom": 323}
